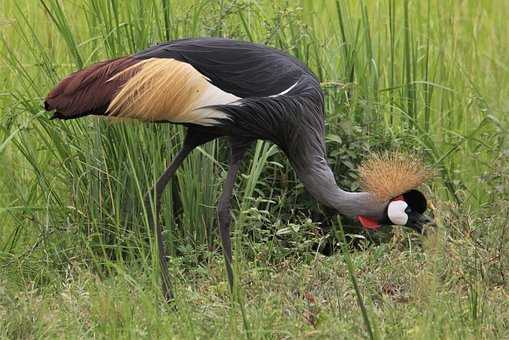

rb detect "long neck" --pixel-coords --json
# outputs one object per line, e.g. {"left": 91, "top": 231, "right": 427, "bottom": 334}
{"left": 261, "top": 78, "right": 387, "bottom": 221}
{"left": 295, "top": 158, "right": 386, "bottom": 220}
{"left": 286, "top": 134, "right": 386, "bottom": 221}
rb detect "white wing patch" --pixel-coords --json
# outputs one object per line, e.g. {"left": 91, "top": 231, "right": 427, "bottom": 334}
{"left": 269, "top": 81, "right": 299, "bottom": 97}
{"left": 387, "top": 200, "right": 408, "bottom": 225}
{"left": 189, "top": 79, "right": 241, "bottom": 125}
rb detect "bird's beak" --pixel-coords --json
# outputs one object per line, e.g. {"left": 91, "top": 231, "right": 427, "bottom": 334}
{"left": 409, "top": 213, "right": 435, "bottom": 234}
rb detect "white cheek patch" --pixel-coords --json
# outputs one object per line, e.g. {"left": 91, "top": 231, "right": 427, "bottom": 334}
{"left": 388, "top": 201, "right": 409, "bottom": 225}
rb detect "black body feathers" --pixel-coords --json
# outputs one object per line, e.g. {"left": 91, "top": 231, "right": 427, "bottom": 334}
{"left": 45, "top": 38, "right": 326, "bottom": 167}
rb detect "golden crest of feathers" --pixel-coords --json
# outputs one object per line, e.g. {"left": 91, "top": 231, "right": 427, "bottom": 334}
{"left": 358, "top": 152, "right": 433, "bottom": 201}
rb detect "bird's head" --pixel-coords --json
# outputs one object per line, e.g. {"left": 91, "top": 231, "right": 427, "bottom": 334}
{"left": 355, "top": 152, "right": 434, "bottom": 233}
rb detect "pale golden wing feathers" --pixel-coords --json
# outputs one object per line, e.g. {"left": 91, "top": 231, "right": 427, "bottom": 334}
{"left": 107, "top": 58, "right": 240, "bottom": 126}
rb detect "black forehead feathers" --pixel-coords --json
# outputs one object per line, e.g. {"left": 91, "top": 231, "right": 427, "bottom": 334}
{"left": 403, "top": 190, "right": 427, "bottom": 213}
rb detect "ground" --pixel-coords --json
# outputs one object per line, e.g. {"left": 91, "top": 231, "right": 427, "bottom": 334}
{"left": 1, "top": 1, "right": 508, "bottom": 339}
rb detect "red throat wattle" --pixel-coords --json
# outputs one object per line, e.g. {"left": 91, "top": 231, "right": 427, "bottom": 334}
{"left": 357, "top": 215, "right": 381, "bottom": 230}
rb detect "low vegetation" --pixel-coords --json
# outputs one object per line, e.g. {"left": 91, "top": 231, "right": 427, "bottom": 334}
{"left": 1, "top": 0, "right": 507, "bottom": 338}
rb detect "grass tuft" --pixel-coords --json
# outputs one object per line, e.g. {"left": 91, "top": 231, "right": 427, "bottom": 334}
{"left": 0, "top": 0, "right": 508, "bottom": 338}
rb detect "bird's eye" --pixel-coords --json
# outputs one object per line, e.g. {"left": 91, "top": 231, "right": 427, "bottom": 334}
{"left": 405, "top": 207, "right": 412, "bottom": 214}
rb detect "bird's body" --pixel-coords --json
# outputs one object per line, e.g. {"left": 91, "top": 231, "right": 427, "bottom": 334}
{"left": 46, "top": 38, "right": 384, "bottom": 217}
{"left": 47, "top": 38, "right": 311, "bottom": 127}
{"left": 45, "top": 38, "right": 432, "bottom": 301}
{"left": 48, "top": 41, "right": 317, "bottom": 153}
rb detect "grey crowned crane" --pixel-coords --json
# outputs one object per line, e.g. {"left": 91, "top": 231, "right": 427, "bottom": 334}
{"left": 44, "top": 37, "right": 434, "bottom": 301}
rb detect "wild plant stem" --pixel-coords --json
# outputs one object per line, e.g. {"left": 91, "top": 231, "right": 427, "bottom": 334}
{"left": 335, "top": 217, "right": 376, "bottom": 340}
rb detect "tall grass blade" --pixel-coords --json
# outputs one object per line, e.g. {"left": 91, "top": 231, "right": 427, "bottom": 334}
{"left": 335, "top": 217, "right": 376, "bottom": 340}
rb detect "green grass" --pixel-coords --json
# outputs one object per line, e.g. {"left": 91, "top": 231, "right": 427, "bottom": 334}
{"left": 0, "top": 0, "right": 508, "bottom": 338}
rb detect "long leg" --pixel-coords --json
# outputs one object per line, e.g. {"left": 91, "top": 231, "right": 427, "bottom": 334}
{"left": 217, "top": 139, "right": 252, "bottom": 289}
{"left": 145, "top": 129, "right": 216, "bottom": 302}
{"left": 145, "top": 146, "right": 190, "bottom": 303}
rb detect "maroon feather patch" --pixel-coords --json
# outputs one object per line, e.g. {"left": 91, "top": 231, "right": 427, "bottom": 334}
{"left": 44, "top": 56, "right": 141, "bottom": 118}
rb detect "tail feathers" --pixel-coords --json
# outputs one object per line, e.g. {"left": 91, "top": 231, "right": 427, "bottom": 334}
{"left": 44, "top": 56, "right": 140, "bottom": 119}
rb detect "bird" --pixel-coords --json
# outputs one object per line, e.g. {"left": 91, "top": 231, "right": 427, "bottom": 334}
{"left": 44, "top": 37, "right": 434, "bottom": 302}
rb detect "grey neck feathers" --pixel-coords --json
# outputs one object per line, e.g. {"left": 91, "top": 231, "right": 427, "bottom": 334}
{"left": 289, "top": 143, "right": 387, "bottom": 221}
{"left": 274, "top": 85, "right": 387, "bottom": 221}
